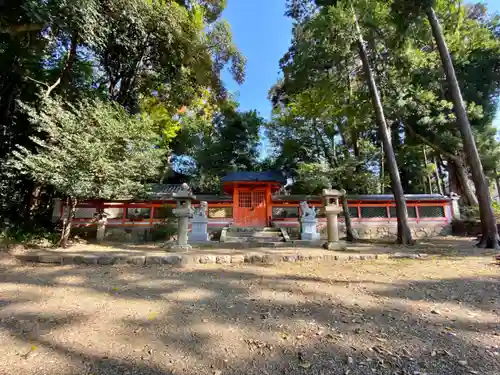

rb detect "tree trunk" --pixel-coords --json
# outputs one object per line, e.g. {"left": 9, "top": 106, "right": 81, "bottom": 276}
{"left": 495, "top": 168, "right": 500, "bottom": 205}
{"left": 46, "top": 32, "right": 79, "bottom": 97}
{"left": 353, "top": 8, "right": 413, "bottom": 245}
{"left": 434, "top": 157, "right": 444, "bottom": 195}
{"left": 455, "top": 161, "right": 479, "bottom": 206}
{"left": 342, "top": 195, "right": 355, "bottom": 242}
{"left": 60, "top": 31, "right": 79, "bottom": 90}
{"left": 438, "top": 155, "right": 448, "bottom": 194}
{"left": 426, "top": 6, "right": 498, "bottom": 249}
{"left": 448, "top": 159, "right": 478, "bottom": 206}
{"left": 28, "top": 184, "right": 42, "bottom": 219}
{"left": 59, "top": 197, "right": 77, "bottom": 248}
{"left": 380, "top": 142, "right": 384, "bottom": 194}
{"left": 422, "top": 147, "right": 433, "bottom": 193}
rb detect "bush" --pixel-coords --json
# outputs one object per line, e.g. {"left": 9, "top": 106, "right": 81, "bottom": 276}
{"left": 151, "top": 221, "right": 177, "bottom": 242}
{"left": 0, "top": 227, "right": 59, "bottom": 247}
{"left": 461, "top": 203, "right": 500, "bottom": 221}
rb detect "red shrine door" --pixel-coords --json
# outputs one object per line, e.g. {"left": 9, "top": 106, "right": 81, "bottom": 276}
{"left": 235, "top": 189, "right": 267, "bottom": 227}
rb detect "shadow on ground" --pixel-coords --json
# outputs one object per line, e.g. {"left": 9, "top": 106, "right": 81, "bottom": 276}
{"left": 0, "top": 254, "right": 499, "bottom": 375}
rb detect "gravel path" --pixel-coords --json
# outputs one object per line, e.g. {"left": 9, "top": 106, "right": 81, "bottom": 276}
{"left": 0, "top": 251, "right": 499, "bottom": 375}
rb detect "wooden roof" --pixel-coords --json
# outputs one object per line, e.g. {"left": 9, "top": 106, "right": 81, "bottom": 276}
{"left": 221, "top": 171, "right": 286, "bottom": 184}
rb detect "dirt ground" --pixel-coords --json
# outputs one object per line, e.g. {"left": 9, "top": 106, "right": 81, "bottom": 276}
{"left": 0, "top": 245, "right": 499, "bottom": 375}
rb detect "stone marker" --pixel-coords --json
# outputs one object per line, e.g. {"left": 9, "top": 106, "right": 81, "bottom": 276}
{"left": 322, "top": 189, "right": 347, "bottom": 251}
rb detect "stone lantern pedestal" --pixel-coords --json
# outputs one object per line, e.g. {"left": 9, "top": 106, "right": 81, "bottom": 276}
{"left": 165, "top": 187, "right": 195, "bottom": 252}
{"left": 300, "top": 201, "right": 320, "bottom": 241}
{"left": 322, "top": 189, "right": 347, "bottom": 251}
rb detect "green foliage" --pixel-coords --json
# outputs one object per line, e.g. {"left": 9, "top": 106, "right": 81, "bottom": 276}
{"left": 150, "top": 205, "right": 177, "bottom": 241}
{"left": 0, "top": 226, "right": 59, "bottom": 247}
{"left": 276, "top": 0, "right": 500, "bottom": 197}
{"left": 11, "top": 97, "right": 166, "bottom": 200}
{"left": 175, "top": 100, "right": 263, "bottom": 192}
{"left": 0, "top": 0, "right": 247, "bottom": 231}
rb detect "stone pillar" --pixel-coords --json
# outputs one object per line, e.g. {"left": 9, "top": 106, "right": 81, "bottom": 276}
{"left": 189, "top": 201, "right": 210, "bottom": 242}
{"left": 449, "top": 192, "right": 461, "bottom": 220}
{"left": 94, "top": 208, "right": 108, "bottom": 243}
{"left": 322, "top": 189, "right": 347, "bottom": 251}
{"left": 96, "top": 217, "right": 107, "bottom": 242}
{"left": 300, "top": 201, "right": 320, "bottom": 241}
{"left": 327, "top": 211, "right": 339, "bottom": 242}
{"left": 177, "top": 216, "right": 190, "bottom": 246}
{"left": 165, "top": 185, "right": 195, "bottom": 252}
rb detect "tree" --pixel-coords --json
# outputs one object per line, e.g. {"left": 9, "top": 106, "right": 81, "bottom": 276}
{"left": 392, "top": 0, "right": 500, "bottom": 248}
{"left": 173, "top": 100, "right": 263, "bottom": 192}
{"left": 284, "top": 0, "right": 414, "bottom": 244}
{"left": 11, "top": 97, "right": 165, "bottom": 247}
{"left": 0, "top": 0, "right": 247, "bottom": 231}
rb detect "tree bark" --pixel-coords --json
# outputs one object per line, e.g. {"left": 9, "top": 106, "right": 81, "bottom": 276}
{"left": 437, "top": 155, "right": 448, "bottom": 195}
{"left": 380, "top": 142, "right": 384, "bottom": 194}
{"left": 353, "top": 8, "right": 413, "bottom": 245}
{"left": 28, "top": 184, "right": 42, "bottom": 219}
{"left": 426, "top": 6, "right": 498, "bottom": 249}
{"left": 342, "top": 195, "right": 355, "bottom": 242}
{"left": 434, "top": 157, "right": 444, "bottom": 195}
{"left": 45, "top": 32, "right": 79, "bottom": 97}
{"left": 59, "top": 197, "right": 77, "bottom": 248}
{"left": 422, "top": 147, "right": 433, "bottom": 193}
{"left": 60, "top": 32, "right": 79, "bottom": 90}
{"left": 495, "top": 168, "right": 500, "bottom": 205}
{"left": 455, "top": 161, "right": 479, "bottom": 206}
{"left": 447, "top": 159, "right": 478, "bottom": 206}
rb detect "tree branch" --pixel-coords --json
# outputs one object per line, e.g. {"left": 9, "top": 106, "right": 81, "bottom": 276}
{"left": 403, "top": 123, "right": 461, "bottom": 164}
{"left": 26, "top": 76, "right": 50, "bottom": 90}
{"left": 1, "top": 23, "right": 45, "bottom": 35}
{"left": 45, "top": 77, "right": 61, "bottom": 97}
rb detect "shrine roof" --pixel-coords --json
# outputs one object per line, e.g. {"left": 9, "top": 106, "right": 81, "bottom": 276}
{"left": 146, "top": 184, "right": 231, "bottom": 201}
{"left": 148, "top": 184, "right": 185, "bottom": 199}
{"left": 221, "top": 171, "right": 286, "bottom": 184}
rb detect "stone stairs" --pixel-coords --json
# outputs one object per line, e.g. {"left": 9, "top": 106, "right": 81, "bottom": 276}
{"left": 221, "top": 227, "right": 288, "bottom": 245}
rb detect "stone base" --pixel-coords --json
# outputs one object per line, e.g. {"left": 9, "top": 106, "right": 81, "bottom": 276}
{"left": 323, "top": 241, "right": 347, "bottom": 251}
{"left": 301, "top": 232, "right": 320, "bottom": 241}
{"left": 163, "top": 243, "right": 192, "bottom": 252}
{"left": 189, "top": 233, "right": 210, "bottom": 242}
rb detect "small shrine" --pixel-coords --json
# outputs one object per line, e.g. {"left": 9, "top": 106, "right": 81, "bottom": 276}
{"left": 221, "top": 171, "right": 286, "bottom": 227}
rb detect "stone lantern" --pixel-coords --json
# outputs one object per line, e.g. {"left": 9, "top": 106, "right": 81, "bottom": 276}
{"left": 165, "top": 184, "right": 195, "bottom": 252}
{"left": 322, "top": 189, "right": 347, "bottom": 251}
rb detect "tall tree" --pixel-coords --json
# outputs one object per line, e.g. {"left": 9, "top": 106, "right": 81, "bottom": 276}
{"left": 284, "top": 0, "right": 414, "bottom": 244}
{"left": 392, "top": 0, "right": 500, "bottom": 248}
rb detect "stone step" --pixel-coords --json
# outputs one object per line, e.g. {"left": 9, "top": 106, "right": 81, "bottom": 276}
{"left": 228, "top": 227, "right": 279, "bottom": 232}
{"left": 222, "top": 240, "right": 288, "bottom": 247}
{"left": 226, "top": 231, "right": 282, "bottom": 238}
{"left": 224, "top": 236, "right": 285, "bottom": 243}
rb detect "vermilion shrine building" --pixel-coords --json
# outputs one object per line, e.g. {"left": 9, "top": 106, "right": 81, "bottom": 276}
{"left": 52, "top": 171, "right": 454, "bottom": 240}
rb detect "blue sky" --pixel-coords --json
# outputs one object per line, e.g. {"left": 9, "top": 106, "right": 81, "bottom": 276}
{"left": 221, "top": 0, "right": 292, "bottom": 118}
{"left": 222, "top": 0, "right": 500, "bottom": 135}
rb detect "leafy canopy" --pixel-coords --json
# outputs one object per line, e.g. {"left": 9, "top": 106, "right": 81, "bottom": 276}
{"left": 12, "top": 97, "right": 166, "bottom": 200}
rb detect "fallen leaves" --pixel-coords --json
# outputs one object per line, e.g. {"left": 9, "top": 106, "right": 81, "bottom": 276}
{"left": 147, "top": 312, "right": 158, "bottom": 321}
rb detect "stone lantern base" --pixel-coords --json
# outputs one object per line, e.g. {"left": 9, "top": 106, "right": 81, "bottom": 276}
{"left": 323, "top": 241, "right": 347, "bottom": 251}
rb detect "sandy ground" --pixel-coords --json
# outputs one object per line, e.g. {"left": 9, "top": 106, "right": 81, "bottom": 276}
{"left": 0, "top": 246, "right": 499, "bottom": 375}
